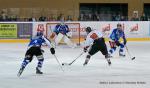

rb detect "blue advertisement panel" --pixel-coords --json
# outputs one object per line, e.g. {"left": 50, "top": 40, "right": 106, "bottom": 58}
{"left": 17, "top": 23, "right": 32, "bottom": 39}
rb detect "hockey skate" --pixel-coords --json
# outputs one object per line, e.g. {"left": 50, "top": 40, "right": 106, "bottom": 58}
{"left": 105, "top": 54, "right": 112, "bottom": 66}
{"left": 106, "top": 59, "right": 111, "bottom": 66}
{"left": 83, "top": 58, "right": 90, "bottom": 66}
{"left": 36, "top": 67, "right": 43, "bottom": 74}
{"left": 119, "top": 53, "right": 126, "bottom": 57}
{"left": 17, "top": 66, "right": 25, "bottom": 77}
{"left": 83, "top": 61, "right": 88, "bottom": 66}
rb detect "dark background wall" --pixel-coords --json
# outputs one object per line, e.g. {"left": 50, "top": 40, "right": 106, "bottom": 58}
{"left": 0, "top": 0, "right": 149, "bottom": 20}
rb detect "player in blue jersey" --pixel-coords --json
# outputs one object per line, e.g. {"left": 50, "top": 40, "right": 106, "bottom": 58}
{"left": 108, "top": 23, "right": 127, "bottom": 57}
{"left": 50, "top": 21, "right": 76, "bottom": 48}
{"left": 54, "top": 22, "right": 70, "bottom": 35}
{"left": 17, "top": 31, "right": 55, "bottom": 77}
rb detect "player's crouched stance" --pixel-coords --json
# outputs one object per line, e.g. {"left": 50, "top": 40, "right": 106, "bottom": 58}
{"left": 17, "top": 31, "right": 55, "bottom": 77}
{"left": 108, "top": 23, "right": 127, "bottom": 57}
{"left": 83, "top": 27, "right": 111, "bottom": 66}
{"left": 50, "top": 21, "right": 77, "bottom": 48}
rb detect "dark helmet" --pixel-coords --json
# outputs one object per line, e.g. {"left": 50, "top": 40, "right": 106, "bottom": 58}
{"left": 117, "top": 23, "right": 122, "bottom": 27}
{"left": 36, "top": 31, "right": 43, "bottom": 36}
{"left": 85, "top": 27, "right": 92, "bottom": 33}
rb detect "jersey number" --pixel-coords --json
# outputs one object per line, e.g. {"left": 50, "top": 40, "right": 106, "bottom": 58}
{"left": 33, "top": 40, "right": 38, "bottom": 44}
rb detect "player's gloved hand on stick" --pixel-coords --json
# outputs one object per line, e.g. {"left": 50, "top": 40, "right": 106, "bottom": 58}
{"left": 84, "top": 47, "right": 88, "bottom": 53}
{"left": 50, "top": 48, "right": 55, "bottom": 54}
{"left": 41, "top": 49, "right": 44, "bottom": 53}
{"left": 66, "top": 32, "right": 72, "bottom": 38}
{"left": 115, "top": 40, "right": 121, "bottom": 46}
{"left": 123, "top": 38, "right": 127, "bottom": 45}
{"left": 123, "top": 40, "right": 127, "bottom": 45}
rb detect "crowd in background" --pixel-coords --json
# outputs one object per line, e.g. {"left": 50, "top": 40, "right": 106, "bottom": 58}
{"left": 78, "top": 12, "right": 149, "bottom": 21}
{"left": 0, "top": 10, "right": 149, "bottom": 21}
{"left": 0, "top": 11, "right": 73, "bottom": 22}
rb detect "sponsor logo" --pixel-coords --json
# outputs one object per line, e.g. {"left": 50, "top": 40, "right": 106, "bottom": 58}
{"left": 130, "top": 24, "right": 138, "bottom": 32}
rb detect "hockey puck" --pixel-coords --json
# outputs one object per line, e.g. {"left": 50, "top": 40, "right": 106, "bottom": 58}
{"left": 62, "top": 63, "right": 64, "bottom": 66}
{"left": 132, "top": 57, "right": 135, "bottom": 60}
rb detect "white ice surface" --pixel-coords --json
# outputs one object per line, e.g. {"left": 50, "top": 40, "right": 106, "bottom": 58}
{"left": 0, "top": 42, "right": 150, "bottom": 88}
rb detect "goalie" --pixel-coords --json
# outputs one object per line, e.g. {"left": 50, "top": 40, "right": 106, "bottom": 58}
{"left": 50, "top": 21, "right": 76, "bottom": 48}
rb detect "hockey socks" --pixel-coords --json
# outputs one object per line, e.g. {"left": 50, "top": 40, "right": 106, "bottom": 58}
{"left": 83, "top": 55, "right": 91, "bottom": 66}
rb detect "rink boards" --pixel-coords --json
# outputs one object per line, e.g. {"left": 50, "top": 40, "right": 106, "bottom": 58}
{"left": 0, "top": 21, "right": 150, "bottom": 43}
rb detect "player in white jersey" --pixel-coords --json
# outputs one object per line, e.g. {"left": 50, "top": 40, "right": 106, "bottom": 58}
{"left": 17, "top": 31, "right": 55, "bottom": 77}
{"left": 83, "top": 27, "right": 111, "bottom": 66}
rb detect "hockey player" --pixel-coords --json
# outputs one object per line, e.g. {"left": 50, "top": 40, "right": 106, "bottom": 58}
{"left": 17, "top": 31, "right": 55, "bottom": 77}
{"left": 83, "top": 27, "right": 111, "bottom": 66}
{"left": 108, "top": 23, "right": 127, "bottom": 57}
{"left": 50, "top": 21, "right": 76, "bottom": 48}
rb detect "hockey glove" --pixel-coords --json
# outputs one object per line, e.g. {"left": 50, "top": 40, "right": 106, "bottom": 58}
{"left": 66, "top": 32, "right": 72, "bottom": 38}
{"left": 123, "top": 40, "right": 127, "bottom": 45}
{"left": 84, "top": 48, "right": 87, "bottom": 52}
{"left": 115, "top": 41, "right": 121, "bottom": 46}
{"left": 41, "top": 49, "right": 44, "bottom": 53}
{"left": 123, "top": 38, "right": 127, "bottom": 45}
{"left": 50, "top": 48, "right": 55, "bottom": 54}
{"left": 84, "top": 46, "right": 89, "bottom": 53}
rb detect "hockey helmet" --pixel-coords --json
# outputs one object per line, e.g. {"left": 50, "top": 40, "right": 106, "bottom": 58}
{"left": 85, "top": 27, "right": 92, "bottom": 33}
{"left": 117, "top": 23, "right": 122, "bottom": 30}
{"left": 117, "top": 23, "right": 122, "bottom": 27}
{"left": 36, "top": 31, "right": 43, "bottom": 36}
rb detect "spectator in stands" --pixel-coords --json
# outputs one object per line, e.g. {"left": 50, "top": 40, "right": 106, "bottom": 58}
{"left": 140, "top": 13, "right": 148, "bottom": 21}
{"left": 91, "top": 12, "right": 99, "bottom": 21}
{"left": 52, "top": 15, "right": 57, "bottom": 21}
{"left": 148, "top": 17, "right": 150, "bottom": 21}
{"left": 7, "top": 16, "right": 12, "bottom": 21}
{"left": 111, "top": 13, "right": 116, "bottom": 21}
{"left": 29, "top": 16, "right": 37, "bottom": 21}
{"left": 57, "top": 13, "right": 63, "bottom": 21}
{"left": 130, "top": 12, "right": 139, "bottom": 21}
{"left": 39, "top": 15, "right": 47, "bottom": 21}
{"left": 78, "top": 13, "right": 87, "bottom": 21}
{"left": 0, "top": 11, "right": 8, "bottom": 21}
{"left": 85, "top": 13, "right": 91, "bottom": 21}
{"left": 47, "top": 14, "right": 52, "bottom": 21}
{"left": 120, "top": 16, "right": 126, "bottom": 21}
{"left": 11, "top": 15, "right": 18, "bottom": 21}
{"left": 66, "top": 15, "right": 73, "bottom": 21}
{"left": 47, "top": 14, "right": 57, "bottom": 21}
{"left": 115, "top": 14, "right": 121, "bottom": 21}
{"left": 24, "top": 18, "right": 29, "bottom": 21}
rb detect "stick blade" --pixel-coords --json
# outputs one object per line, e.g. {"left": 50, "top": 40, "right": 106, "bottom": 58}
{"left": 132, "top": 57, "right": 135, "bottom": 60}
{"left": 62, "top": 63, "right": 70, "bottom": 66}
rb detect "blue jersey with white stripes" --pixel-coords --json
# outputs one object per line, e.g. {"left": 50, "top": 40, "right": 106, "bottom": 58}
{"left": 28, "top": 36, "right": 45, "bottom": 47}
{"left": 54, "top": 24, "right": 69, "bottom": 35}
{"left": 109, "top": 28, "right": 126, "bottom": 41}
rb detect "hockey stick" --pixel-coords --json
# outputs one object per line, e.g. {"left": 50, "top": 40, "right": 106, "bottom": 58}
{"left": 53, "top": 54, "right": 64, "bottom": 72}
{"left": 125, "top": 46, "right": 135, "bottom": 60}
{"left": 62, "top": 52, "right": 85, "bottom": 66}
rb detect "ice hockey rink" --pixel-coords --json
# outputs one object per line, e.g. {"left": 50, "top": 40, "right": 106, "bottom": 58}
{"left": 0, "top": 41, "right": 150, "bottom": 88}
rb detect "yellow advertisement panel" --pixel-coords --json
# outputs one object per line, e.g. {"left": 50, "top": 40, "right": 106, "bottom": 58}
{"left": 0, "top": 24, "right": 17, "bottom": 38}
